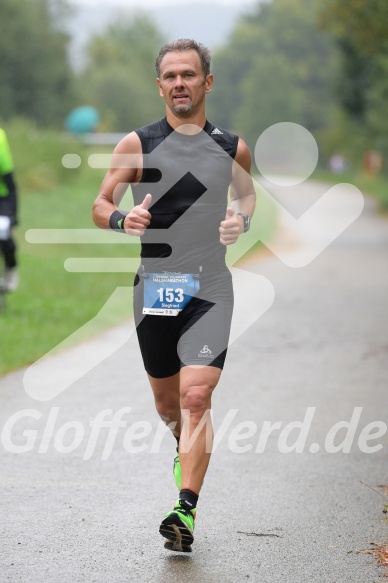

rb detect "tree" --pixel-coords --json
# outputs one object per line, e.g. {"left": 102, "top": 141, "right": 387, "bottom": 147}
{"left": 235, "top": 54, "right": 304, "bottom": 148}
{"left": 0, "top": 0, "right": 74, "bottom": 127}
{"left": 79, "top": 14, "right": 165, "bottom": 131}
{"left": 318, "top": 0, "right": 388, "bottom": 165}
{"left": 208, "top": 0, "right": 339, "bottom": 150}
{"left": 319, "top": 0, "right": 388, "bottom": 57}
{"left": 318, "top": 0, "right": 388, "bottom": 123}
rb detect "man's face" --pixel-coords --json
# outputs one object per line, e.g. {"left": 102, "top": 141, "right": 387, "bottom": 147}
{"left": 156, "top": 50, "right": 213, "bottom": 115}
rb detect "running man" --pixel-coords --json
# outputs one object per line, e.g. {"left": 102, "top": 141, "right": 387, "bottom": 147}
{"left": 92, "top": 39, "right": 256, "bottom": 551}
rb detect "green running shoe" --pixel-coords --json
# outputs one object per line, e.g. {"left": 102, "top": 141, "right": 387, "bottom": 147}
{"left": 173, "top": 450, "right": 182, "bottom": 490}
{"left": 159, "top": 499, "right": 196, "bottom": 552}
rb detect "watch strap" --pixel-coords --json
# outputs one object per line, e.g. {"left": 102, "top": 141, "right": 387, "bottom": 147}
{"left": 237, "top": 212, "right": 250, "bottom": 233}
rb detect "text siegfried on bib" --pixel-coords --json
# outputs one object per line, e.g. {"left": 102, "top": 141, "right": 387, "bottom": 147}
{"left": 143, "top": 273, "right": 200, "bottom": 316}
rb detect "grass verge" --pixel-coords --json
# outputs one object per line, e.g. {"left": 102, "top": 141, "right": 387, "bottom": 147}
{"left": 312, "top": 168, "right": 388, "bottom": 211}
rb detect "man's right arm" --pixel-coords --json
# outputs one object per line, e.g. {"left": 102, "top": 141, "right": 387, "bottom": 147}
{"left": 92, "top": 131, "right": 152, "bottom": 236}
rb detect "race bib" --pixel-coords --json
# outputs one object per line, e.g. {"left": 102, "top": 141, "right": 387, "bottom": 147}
{"left": 142, "top": 273, "right": 200, "bottom": 316}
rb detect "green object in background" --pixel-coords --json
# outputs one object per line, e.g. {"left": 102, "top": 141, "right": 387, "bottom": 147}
{"left": 65, "top": 106, "right": 100, "bottom": 134}
{"left": 0, "top": 128, "right": 14, "bottom": 197}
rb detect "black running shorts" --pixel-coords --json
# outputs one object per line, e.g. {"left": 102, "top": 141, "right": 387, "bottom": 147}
{"left": 133, "top": 269, "right": 234, "bottom": 378}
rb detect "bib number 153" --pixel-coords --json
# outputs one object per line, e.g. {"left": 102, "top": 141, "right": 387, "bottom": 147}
{"left": 157, "top": 288, "right": 184, "bottom": 303}
{"left": 142, "top": 272, "right": 200, "bottom": 316}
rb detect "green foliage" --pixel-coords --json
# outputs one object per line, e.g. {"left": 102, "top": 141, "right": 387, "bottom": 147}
{"left": 0, "top": 0, "right": 74, "bottom": 127}
{"left": 334, "top": 39, "right": 374, "bottom": 121}
{"left": 235, "top": 54, "right": 304, "bottom": 148}
{"left": 319, "top": 0, "right": 388, "bottom": 57}
{"left": 366, "top": 56, "right": 388, "bottom": 155}
{"left": 312, "top": 166, "right": 388, "bottom": 211}
{"left": 208, "top": 0, "right": 339, "bottom": 150}
{"left": 78, "top": 14, "right": 165, "bottom": 131}
{"left": 0, "top": 168, "right": 136, "bottom": 374}
{"left": 318, "top": 0, "right": 388, "bottom": 170}
{"left": 2, "top": 118, "right": 85, "bottom": 192}
{"left": 314, "top": 109, "right": 366, "bottom": 168}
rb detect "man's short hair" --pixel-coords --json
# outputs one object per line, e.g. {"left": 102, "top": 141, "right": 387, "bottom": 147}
{"left": 155, "top": 39, "right": 211, "bottom": 79}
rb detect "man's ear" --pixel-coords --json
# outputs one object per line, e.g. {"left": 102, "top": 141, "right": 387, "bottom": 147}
{"left": 156, "top": 78, "right": 164, "bottom": 98}
{"left": 205, "top": 74, "right": 214, "bottom": 94}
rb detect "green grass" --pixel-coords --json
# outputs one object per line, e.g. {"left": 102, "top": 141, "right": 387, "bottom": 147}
{"left": 0, "top": 167, "right": 140, "bottom": 374}
{"left": 226, "top": 180, "right": 278, "bottom": 266}
{"left": 0, "top": 159, "right": 278, "bottom": 375}
{"left": 312, "top": 167, "right": 388, "bottom": 211}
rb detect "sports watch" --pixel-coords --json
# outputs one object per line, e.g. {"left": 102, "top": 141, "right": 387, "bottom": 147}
{"left": 237, "top": 213, "right": 250, "bottom": 233}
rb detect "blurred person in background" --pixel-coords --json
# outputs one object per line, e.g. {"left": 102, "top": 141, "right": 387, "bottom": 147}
{"left": 0, "top": 127, "right": 19, "bottom": 292}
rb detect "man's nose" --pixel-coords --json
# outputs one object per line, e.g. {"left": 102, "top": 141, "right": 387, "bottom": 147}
{"left": 174, "top": 75, "right": 185, "bottom": 87}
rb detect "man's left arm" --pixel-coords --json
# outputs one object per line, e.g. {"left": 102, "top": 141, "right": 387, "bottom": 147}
{"left": 219, "top": 138, "right": 256, "bottom": 246}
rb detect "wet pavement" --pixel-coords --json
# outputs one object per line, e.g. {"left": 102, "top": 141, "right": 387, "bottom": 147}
{"left": 1, "top": 180, "right": 387, "bottom": 582}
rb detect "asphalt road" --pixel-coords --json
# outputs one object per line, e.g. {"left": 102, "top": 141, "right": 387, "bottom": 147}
{"left": 1, "top": 179, "right": 387, "bottom": 582}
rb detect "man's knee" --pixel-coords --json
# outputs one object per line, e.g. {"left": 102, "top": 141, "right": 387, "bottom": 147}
{"left": 180, "top": 372, "right": 219, "bottom": 419}
{"left": 181, "top": 386, "right": 211, "bottom": 414}
{"left": 153, "top": 391, "right": 179, "bottom": 420}
{"left": 148, "top": 373, "right": 180, "bottom": 421}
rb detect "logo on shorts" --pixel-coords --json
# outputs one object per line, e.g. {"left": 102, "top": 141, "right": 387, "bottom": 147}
{"left": 198, "top": 345, "right": 213, "bottom": 358}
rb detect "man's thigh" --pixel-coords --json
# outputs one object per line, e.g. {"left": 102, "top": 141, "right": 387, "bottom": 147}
{"left": 178, "top": 270, "right": 234, "bottom": 369}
